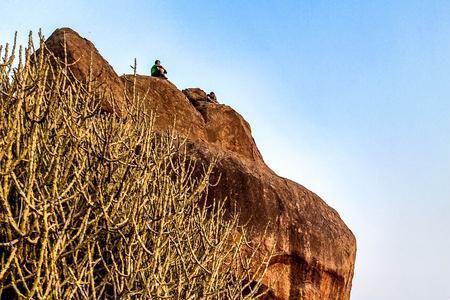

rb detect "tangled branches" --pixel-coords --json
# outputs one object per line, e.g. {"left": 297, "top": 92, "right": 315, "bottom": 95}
{"left": 0, "top": 33, "right": 270, "bottom": 299}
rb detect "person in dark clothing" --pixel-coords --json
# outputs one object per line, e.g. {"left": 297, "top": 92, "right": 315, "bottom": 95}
{"left": 151, "top": 60, "right": 168, "bottom": 79}
{"left": 207, "top": 91, "right": 218, "bottom": 103}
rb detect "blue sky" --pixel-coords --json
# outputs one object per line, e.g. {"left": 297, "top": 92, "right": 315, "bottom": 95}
{"left": 2, "top": 1, "right": 450, "bottom": 299}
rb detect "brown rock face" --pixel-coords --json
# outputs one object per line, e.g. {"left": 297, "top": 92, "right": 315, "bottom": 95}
{"left": 182, "top": 88, "right": 264, "bottom": 163}
{"left": 44, "top": 28, "right": 125, "bottom": 115}
{"left": 182, "top": 87, "right": 209, "bottom": 104}
{"left": 44, "top": 28, "right": 356, "bottom": 300}
{"left": 121, "top": 75, "right": 208, "bottom": 141}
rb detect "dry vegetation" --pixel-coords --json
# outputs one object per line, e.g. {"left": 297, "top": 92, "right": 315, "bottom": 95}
{"left": 0, "top": 33, "right": 270, "bottom": 299}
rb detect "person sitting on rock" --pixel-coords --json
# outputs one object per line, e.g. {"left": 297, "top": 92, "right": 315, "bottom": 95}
{"left": 206, "top": 91, "right": 218, "bottom": 103}
{"left": 151, "top": 60, "right": 168, "bottom": 79}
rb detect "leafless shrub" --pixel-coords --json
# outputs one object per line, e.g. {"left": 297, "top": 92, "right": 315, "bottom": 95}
{"left": 0, "top": 33, "right": 270, "bottom": 299}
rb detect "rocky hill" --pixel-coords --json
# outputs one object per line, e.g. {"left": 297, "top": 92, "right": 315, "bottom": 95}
{"left": 44, "top": 27, "right": 356, "bottom": 300}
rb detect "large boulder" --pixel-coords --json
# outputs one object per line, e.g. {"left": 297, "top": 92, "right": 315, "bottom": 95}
{"left": 121, "top": 75, "right": 208, "bottom": 141}
{"left": 182, "top": 87, "right": 209, "bottom": 104}
{"left": 44, "top": 28, "right": 356, "bottom": 300}
{"left": 188, "top": 141, "right": 356, "bottom": 300}
{"left": 182, "top": 88, "right": 264, "bottom": 164}
{"left": 44, "top": 27, "right": 125, "bottom": 115}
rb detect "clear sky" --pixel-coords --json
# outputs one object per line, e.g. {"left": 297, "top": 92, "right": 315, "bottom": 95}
{"left": 2, "top": 1, "right": 450, "bottom": 299}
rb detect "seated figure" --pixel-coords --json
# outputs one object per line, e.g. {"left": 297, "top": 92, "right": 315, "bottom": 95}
{"left": 206, "top": 91, "right": 218, "bottom": 103}
{"left": 151, "top": 60, "right": 168, "bottom": 79}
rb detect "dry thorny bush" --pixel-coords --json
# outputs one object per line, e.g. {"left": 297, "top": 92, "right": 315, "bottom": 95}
{"left": 0, "top": 33, "right": 271, "bottom": 299}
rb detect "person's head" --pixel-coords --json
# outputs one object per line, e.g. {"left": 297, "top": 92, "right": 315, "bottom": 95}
{"left": 155, "top": 60, "right": 160, "bottom": 66}
{"left": 209, "top": 92, "right": 215, "bottom": 96}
